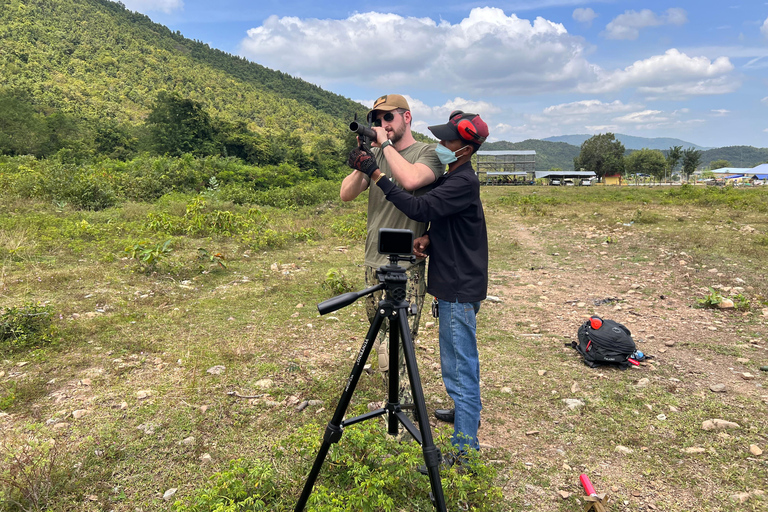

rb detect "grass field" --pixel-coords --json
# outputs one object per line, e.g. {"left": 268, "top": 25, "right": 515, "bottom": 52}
{"left": 1, "top": 184, "right": 767, "bottom": 511}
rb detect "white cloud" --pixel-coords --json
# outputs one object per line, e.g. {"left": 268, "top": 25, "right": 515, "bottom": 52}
{"left": 614, "top": 110, "right": 668, "bottom": 124}
{"left": 572, "top": 8, "right": 597, "bottom": 26}
{"left": 585, "top": 49, "right": 737, "bottom": 98}
{"left": 239, "top": 8, "right": 594, "bottom": 95}
{"left": 711, "top": 109, "right": 730, "bottom": 116}
{"left": 542, "top": 99, "right": 639, "bottom": 117}
{"left": 762, "top": 96, "right": 768, "bottom": 105}
{"left": 762, "top": 16, "right": 768, "bottom": 38}
{"left": 518, "top": 101, "right": 708, "bottom": 138}
{"left": 585, "top": 124, "right": 620, "bottom": 133}
{"left": 238, "top": 9, "right": 736, "bottom": 100}
{"left": 528, "top": 99, "right": 643, "bottom": 128}
{"left": 118, "top": 0, "right": 183, "bottom": 14}
{"left": 604, "top": 8, "right": 687, "bottom": 40}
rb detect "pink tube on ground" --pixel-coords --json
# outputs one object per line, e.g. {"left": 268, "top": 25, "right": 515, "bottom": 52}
{"left": 580, "top": 474, "right": 597, "bottom": 496}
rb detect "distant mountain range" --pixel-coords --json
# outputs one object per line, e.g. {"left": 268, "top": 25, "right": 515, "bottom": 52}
{"left": 483, "top": 138, "right": 768, "bottom": 172}
{"left": 542, "top": 134, "right": 709, "bottom": 151}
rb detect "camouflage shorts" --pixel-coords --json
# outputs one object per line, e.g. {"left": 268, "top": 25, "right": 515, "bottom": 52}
{"left": 364, "top": 261, "right": 426, "bottom": 374}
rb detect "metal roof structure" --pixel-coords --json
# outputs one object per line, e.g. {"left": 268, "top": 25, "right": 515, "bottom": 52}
{"left": 534, "top": 171, "right": 596, "bottom": 179}
{"left": 477, "top": 150, "right": 536, "bottom": 156}
{"left": 711, "top": 167, "right": 753, "bottom": 174}
{"left": 476, "top": 150, "right": 536, "bottom": 181}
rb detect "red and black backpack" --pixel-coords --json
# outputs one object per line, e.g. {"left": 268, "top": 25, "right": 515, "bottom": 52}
{"left": 573, "top": 316, "right": 637, "bottom": 370}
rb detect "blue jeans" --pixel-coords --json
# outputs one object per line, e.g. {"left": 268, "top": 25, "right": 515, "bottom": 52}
{"left": 437, "top": 299, "right": 481, "bottom": 451}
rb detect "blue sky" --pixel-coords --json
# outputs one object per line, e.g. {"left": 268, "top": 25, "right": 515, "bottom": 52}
{"left": 119, "top": 1, "right": 768, "bottom": 148}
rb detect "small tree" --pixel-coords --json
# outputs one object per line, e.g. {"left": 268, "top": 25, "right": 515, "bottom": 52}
{"left": 147, "top": 91, "right": 219, "bottom": 157}
{"left": 0, "top": 89, "right": 46, "bottom": 156}
{"left": 625, "top": 149, "right": 667, "bottom": 183}
{"left": 574, "top": 133, "right": 625, "bottom": 181}
{"left": 666, "top": 145, "right": 683, "bottom": 181}
{"left": 681, "top": 148, "right": 702, "bottom": 181}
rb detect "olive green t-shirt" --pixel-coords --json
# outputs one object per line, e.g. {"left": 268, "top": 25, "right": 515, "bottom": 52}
{"left": 365, "top": 142, "right": 444, "bottom": 268}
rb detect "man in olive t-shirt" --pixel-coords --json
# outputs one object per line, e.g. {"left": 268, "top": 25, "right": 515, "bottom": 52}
{"left": 340, "top": 94, "right": 443, "bottom": 406}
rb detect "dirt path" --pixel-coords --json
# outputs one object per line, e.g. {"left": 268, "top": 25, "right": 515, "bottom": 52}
{"left": 466, "top": 219, "right": 768, "bottom": 509}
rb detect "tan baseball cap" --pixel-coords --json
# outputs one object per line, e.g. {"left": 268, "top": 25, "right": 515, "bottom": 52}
{"left": 367, "top": 94, "right": 410, "bottom": 122}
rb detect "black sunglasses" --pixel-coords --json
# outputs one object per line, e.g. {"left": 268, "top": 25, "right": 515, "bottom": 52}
{"left": 372, "top": 111, "right": 397, "bottom": 127}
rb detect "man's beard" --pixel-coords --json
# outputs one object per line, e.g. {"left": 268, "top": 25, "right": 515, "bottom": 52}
{"left": 387, "top": 122, "right": 407, "bottom": 145}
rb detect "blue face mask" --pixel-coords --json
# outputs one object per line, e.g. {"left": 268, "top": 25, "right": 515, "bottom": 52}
{"left": 435, "top": 144, "right": 469, "bottom": 165}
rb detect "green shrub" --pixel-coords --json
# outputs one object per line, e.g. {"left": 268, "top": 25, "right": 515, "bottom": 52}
{"left": 125, "top": 239, "right": 173, "bottom": 273}
{"left": 695, "top": 287, "right": 723, "bottom": 309}
{"left": 0, "top": 302, "right": 55, "bottom": 352}
{"left": 292, "top": 227, "right": 320, "bottom": 243}
{"left": 323, "top": 268, "right": 355, "bottom": 295}
{"left": 197, "top": 248, "right": 228, "bottom": 270}
{"left": 219, "top": 183, "right": 258, "bottom": 205}
{"left": 172, "top": 459, "right": 280, "bottom": 512}
{"left": 172, "top": 421, "right": 503, "bottom": 512}
{"left": 330, "top": 212, "right": 366, "bottom": 242}
{"left": 61, "top": 170, "right": 118, "bottom": 210}
{"left": 253, "top": 181, "right": 339, "bottom": 208}
{"left": 630, "top": 209, "right": 662, "bottom": 224}
{"left": 1, "top": 155, "right": 345, "bottom": 209}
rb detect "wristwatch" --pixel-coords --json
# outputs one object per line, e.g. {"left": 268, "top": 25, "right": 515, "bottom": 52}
{"left": 380, "top": 139, "right": 393, "bottom": 150}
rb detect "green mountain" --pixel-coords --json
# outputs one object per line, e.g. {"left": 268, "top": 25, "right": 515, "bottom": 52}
{"left": 483, "top": 139, "right": 581, "bottom": 171}
{"left": 484, "top": 138, "right": 768, "bottom": 173}
{"left": 699, "top": 146, "right": 768, "bottom": 169}
{"left": 544, "top": 134, "right": 708, "bottom": 151}
{"left": 0, "top": 0, "right": 366, "bottom": 161}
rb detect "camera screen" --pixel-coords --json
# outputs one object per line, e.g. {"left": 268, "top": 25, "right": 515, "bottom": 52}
{"left": 378, "top": 228, "right": 413, "bottom": 255}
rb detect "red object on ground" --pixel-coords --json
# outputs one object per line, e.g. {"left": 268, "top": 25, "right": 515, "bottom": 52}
{"left": 627, "top": 358, "right": 640, "bottom": 366}
{"left": 580, "top": 474, "right": 597, "bottom": 496}
{"left": 589, "top": 317, "right": 603, "bottom": 330}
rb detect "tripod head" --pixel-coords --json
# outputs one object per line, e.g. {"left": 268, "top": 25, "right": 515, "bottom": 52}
{"left": 316, "top": 254, "right": 416, "bottom": 315}
{"left": 317, "top": 229, "right": 415, "bottom": 316}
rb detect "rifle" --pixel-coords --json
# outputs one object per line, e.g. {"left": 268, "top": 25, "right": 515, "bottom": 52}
{"left": 349, "top": 114, "right": 377, "bottom": 151}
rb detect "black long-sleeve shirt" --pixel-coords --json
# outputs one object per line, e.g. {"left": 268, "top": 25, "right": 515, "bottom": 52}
{"left": 377, "top": 161, "right": 488, "bottom": 303}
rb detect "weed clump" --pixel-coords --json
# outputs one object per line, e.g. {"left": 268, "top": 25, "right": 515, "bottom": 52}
{"left": 0, "top": 302, "right": 55, "bottom": 352}
{"left": 0, "top": 434, "right": 65, "bottom": 511}
{"left": 172, "top": 421, "right": 503, "bottom": 512}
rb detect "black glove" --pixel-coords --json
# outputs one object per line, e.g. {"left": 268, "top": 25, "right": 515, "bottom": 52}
{"left": 346, "top": 146, "right": 379, "bottom": 177}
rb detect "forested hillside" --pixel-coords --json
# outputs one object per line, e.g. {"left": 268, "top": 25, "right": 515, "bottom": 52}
{"left": 482, "top": 139, "right": 581, "bottom": 172}
{"left": 699, "top": 146, "right": 768, "bottom": 169}
{"left": 544, "top": 133, "right": 707, "bottom": 151}
{"left": 0, "top": 0, "right": 366, "bottom": 167}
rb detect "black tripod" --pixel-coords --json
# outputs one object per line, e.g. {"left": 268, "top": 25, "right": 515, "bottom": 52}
{"left": 295, "top": 255, "right": 446, "bottom": 512}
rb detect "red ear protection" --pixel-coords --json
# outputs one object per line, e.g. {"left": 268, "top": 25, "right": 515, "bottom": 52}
{"left": 589, "top": 316, "right": 603, "bottom": 330}
{"left": 449, "top": 110, "right": 486, "bottom": 143}
{"left": 457, "top": 118, "right": 480, "bottom": 141}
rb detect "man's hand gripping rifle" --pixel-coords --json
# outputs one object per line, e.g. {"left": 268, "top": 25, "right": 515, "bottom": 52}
{"left": 349, "top": 114, "right": 377, "bottom": 151}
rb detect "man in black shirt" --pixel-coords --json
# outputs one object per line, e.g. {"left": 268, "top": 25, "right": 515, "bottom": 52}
{"left": 346, "top": 111, "right": 489, "bottom": 458}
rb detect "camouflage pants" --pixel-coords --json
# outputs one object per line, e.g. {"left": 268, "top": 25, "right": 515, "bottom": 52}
{"left": 365, "top": 261, "right": 426, "bottom": 420}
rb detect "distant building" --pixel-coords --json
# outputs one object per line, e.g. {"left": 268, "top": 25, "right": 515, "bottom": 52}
{"left": 603, "top": 174, "right": 623, "bottom": 186}
{"left": 476, "top": 150, "right": 535, "bottom": 184}
{"left": 534, "top": 170, "right": 596, "bottom": 185}
{"left": 709, "top": 167, "right": 752, "bottom": 176}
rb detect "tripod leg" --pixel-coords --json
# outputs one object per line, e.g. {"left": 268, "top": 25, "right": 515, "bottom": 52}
{"left": 397, "top": 309, "right": 447, "bottom": 512}
{"left": 295, "top": 310, "right": 386, "bottom": 512}
{"left": 387, "top": 316, "right": 400, "bottom": 436}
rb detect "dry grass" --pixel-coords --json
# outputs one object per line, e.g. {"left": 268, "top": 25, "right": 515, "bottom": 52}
{"left": 1, "top": 185, "right": 767, "bottom": 511}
